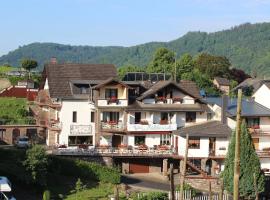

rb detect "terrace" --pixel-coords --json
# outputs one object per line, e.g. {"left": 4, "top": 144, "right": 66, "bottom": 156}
{"left": 52, "top": 145, "right": 175, "bottom": 157}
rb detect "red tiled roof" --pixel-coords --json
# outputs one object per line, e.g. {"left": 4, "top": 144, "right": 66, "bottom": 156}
{"left": 0, "top": 86, "right": 38, "bottom": 101}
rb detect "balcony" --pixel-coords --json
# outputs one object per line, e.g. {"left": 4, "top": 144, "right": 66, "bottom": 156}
{"left": 39, "top": 119, "right": 62, "bottom": 131}
{"left": 101, "top": 121, "right": 125, "bottom": 131}
{"left": 97, "top": 98, "right": 128, "bottom": 107}
{"left": 70, "top": 125, "right": 93, "bottom": 135}
{"left": 127, "top": 122, "right": 177, "bottom": 132}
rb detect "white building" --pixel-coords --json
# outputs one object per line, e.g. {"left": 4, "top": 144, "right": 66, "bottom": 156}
{"left": 35, "top": 62, "right": 117, "bottom": 147}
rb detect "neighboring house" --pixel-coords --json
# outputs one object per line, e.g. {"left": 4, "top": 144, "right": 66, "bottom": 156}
{"left": 207, "top": 96, "right": 270, "bottom": 173}
{"left": 233, "top": 78, "right": 270, "bottom": 94}
{"left": 213, "top": 77, "right": 230, "bottom": 94}
{"left": 35, "top": 62, "right": 117, "bottom": 146}
{"left": 253, "top": 82, "right": 270, "bottom": 109}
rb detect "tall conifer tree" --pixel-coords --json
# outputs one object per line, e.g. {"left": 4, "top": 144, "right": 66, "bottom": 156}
{"left": 223, "top": 121, "right": 265, "bottom": 198}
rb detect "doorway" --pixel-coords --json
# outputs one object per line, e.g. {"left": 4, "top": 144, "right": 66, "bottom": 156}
{"left": 112, "top": 135, "right": 122, "bottom": 147}
{"left": 12, "top": 128, "right": 20, "bottom": 144}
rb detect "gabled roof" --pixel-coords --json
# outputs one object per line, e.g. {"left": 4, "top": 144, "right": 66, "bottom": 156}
{"left": 137, "top": 80, "right": 202, "bottom": 101}
{"left": 214, "top": 77, "right": 230, "bottom": 86}
{"left": 233, "top": 78, "right": 270, "bottom": 92}
{"left": 127, "top": 100, "right": 210, "bottom": 112}
{"left": 206, "top": 97, "right": 270, "bottom": 117}
{"left": 174, "top": 121, "right": 231, "bottom": 137}
{"left": 41, "top": 63, "right": 117, "bottom": 98}
{"left": 94, "top": 78, "right": 131, "bottom": 89}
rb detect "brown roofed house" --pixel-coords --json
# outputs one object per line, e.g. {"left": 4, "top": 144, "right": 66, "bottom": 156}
{"left": 213, "top": 77, "right": 230, "bottom": 94}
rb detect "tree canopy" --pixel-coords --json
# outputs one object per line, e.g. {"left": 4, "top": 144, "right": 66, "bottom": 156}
{"left": 21, "top": 59, "right": 38, "bottom": 72}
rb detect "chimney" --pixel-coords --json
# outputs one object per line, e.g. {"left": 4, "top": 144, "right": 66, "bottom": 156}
{"left": 221, "top": 95, "right": 228, "bottom": 124}
{"left": 50, "top": 57, "right": 57, "bottom": 64}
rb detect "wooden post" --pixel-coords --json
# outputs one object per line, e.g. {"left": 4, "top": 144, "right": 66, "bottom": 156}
{"left": 233, "top": 89, "right": 242, "bottom": 200}
{"left": 253, "top": 173, "right": 259, "bottom": 200}
{"left": 209, "top": 181, "right": 212, "bottom": 200}
{"left": 219, "top": 178, "right": 224, "bottom": 200}
{"left": 114, "top": 184, "right": 119, "bottom": 200}
{"left": 170, "top": 163, "right": 175, "bottom": 200}
{"left": 179, "top": 134, "right": 189, "bottom": 200}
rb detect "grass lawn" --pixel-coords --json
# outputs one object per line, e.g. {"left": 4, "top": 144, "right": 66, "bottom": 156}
{"left": 64, "top": 182, "right": 114, "bottom": 200}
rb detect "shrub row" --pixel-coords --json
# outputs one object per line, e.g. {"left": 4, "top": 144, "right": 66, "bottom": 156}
{"left": 48, "top": 156, "right": 121, "bottom": 184}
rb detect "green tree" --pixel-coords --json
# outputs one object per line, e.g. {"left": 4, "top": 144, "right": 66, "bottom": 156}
{"left": 176, "top": 53, "right": 194, "bottom": 80}
{"left": 21, "top": 59, "right": 38, "bottom": 79}
{"left": 195, "top": 53, "right": 231, "bottom": 79}
{"left": 117, "top": 65, "right": 145, "bottom": 79}
{"left": 23, "top": 145, "right": 49, "bottom": 186}
{"left": 181, "top": 68, "right": 221, "bottom": 96}
{"left": 147, "top": 47, "right": 175, "bottom": 74}
{"left": 222, "top": 121, "right": 265, "bottom": 198}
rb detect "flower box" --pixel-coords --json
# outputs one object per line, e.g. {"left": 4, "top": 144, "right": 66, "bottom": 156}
{"left": 140, "top": 120, "right": 149, "bottom": 125}
{"left": 172, "top": 97, "right": 183, "bottom": 103}
{"left": 107, "top": 96, "right": 119, "bottom": 104}
{"left": 155, "top": 96, "right": 167, "bottom": 103}
{"left": 160, "top": 120, "right": 168, "bottom": 125}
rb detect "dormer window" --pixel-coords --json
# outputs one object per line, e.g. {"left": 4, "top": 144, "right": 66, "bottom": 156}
{"left": 105, "top": 88, "right": 118, "bottom": 99}
{"left": 81, "top": 87, "right": 87, "bottom": 94}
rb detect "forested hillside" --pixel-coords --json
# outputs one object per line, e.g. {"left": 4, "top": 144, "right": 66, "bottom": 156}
{"left": 1, "top": 22, "right": 270, "bottom": 76}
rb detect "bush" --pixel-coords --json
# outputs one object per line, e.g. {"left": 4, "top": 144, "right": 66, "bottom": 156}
{"left": 49, "top": 156, "right": 121, "bottom": 184}
{"left": 23, "top": 145, "right": 49, "bottom": 186}
{"left": 42, "top": 190, "right": 50, "bottom": 200}
{"left": 175, "top": 183, "right": 198, "bottom": 197}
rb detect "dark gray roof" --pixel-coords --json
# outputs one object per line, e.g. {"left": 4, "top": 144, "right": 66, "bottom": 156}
{"left": 42, "top": 63, "right": 117, "bottom": 98}
{"left": 174, "top": 121, "right": 231, "bottom": 137}
{"left": 233, "top": 78, "right": 270, "bottom": 92}
{"left": 127, "top": 101, "right": 211, "bottom": 112}
{"left": 214, "top": 77, "right": 230, "bottom": 86}
{"left": 206, "top": 97, "right": 270, "bottom": 117}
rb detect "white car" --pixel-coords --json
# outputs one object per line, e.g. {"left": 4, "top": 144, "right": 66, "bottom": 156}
{"left": 0, "top": 177, "right": 16, "bottom": 200}
{"left": 15, "top": 136, "right": 30, "bottom": 148}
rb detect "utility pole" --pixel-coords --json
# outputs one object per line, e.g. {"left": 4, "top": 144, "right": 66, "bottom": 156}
{"left": 253, "top": 173, "right": 259, "bottom": 200}
{"left": 233, "top": 89, "right": 242, "bottom": 200}
{"left": 179, "top": 134, "right": 189, "bottom": 200}
{"left": 170, "top": 163, "right": 175, "bottom": 200}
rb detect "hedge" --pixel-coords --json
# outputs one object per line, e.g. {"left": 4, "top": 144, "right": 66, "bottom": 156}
{"left": 48, "top": 156, "right": 121, "bottom": 184}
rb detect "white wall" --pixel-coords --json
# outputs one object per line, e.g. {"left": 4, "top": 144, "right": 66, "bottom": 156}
{"left": 258, "top": 136, "right": 270, "bottom": 150}
{"left": 260, "top": 117, "right": 270, "bottom": 132}
{"left": 260, "top": 158, "right": 270, "bottom": 170}
{"left": 215, "top": 138, "right": 229, "bottom": 156}
{"left": 59, "top": 100, "right": 95, "bottom": 146}
{"left": 253, "top": 84, "right": 270, "bottom": 109}
{"left": 127, "top": 134, "right": 161, "bottom": 147}
{"left": 178, "top": 136, "right": 209, "bottom": 157}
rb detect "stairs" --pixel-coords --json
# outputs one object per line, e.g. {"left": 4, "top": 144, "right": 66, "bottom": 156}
{"left": 186, "top": 160, "right": 208, "bottom": 177}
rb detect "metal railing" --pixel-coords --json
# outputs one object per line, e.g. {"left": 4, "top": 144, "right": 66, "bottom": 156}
{"left": 101, "top": 122, "right": 124, "bottom": 131}
{"left": 70, "top": 125, "right": 92, "bottom": 135}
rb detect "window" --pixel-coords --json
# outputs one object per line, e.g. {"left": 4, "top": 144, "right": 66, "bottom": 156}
{"left": 80, "top": 87, "right": 87, "bottom": 94}
{"left": 102, "top": 112, "right": 119, "bottom": 123}
{"left": 91, "top": 112, "right": 95, "bottom": 123}
{"left": 105, "top": 88, "right": 118, "bottom": 99}
{"left": 160, "top": 134, "right": 171, "bottom": 145}
{"left": 161, "top": 112, "right": 169, "bottom": 121}
{"left": 186, "top": 112, "right": 196, "bottom": 123}
{"left": 246, "top": 118, "right": 260, "bottom": 128}
{"left": 68, "top": 136, "right": 93, "bottom": 146}
{"left": 0, "top": 129, "right": 6, "bottom": 140}
{"left": 135, "top": 112, "right": 141, "bottom": 124}
{"left": 72, "top": 111, "right": 77, "bottom": 123}
{"left": 134, "top": 136, "right": 146, "bottom": 145}
{"left": 188, "top": 137, "right": 200, "bottom": 149}
{"left": 207, "top": 113, "right": 212, "bottom": 121}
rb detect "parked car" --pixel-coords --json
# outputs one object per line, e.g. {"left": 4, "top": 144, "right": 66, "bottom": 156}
{"left": 0, "top": 177, "right": 16, "bottom": 200}
{"left": 15, "top": 136, "right": 30, "bottom": 148}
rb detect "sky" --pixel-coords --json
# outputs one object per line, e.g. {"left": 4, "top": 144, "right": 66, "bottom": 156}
{"left": 1, "top": 0, "right": 270, "bottom": 56}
